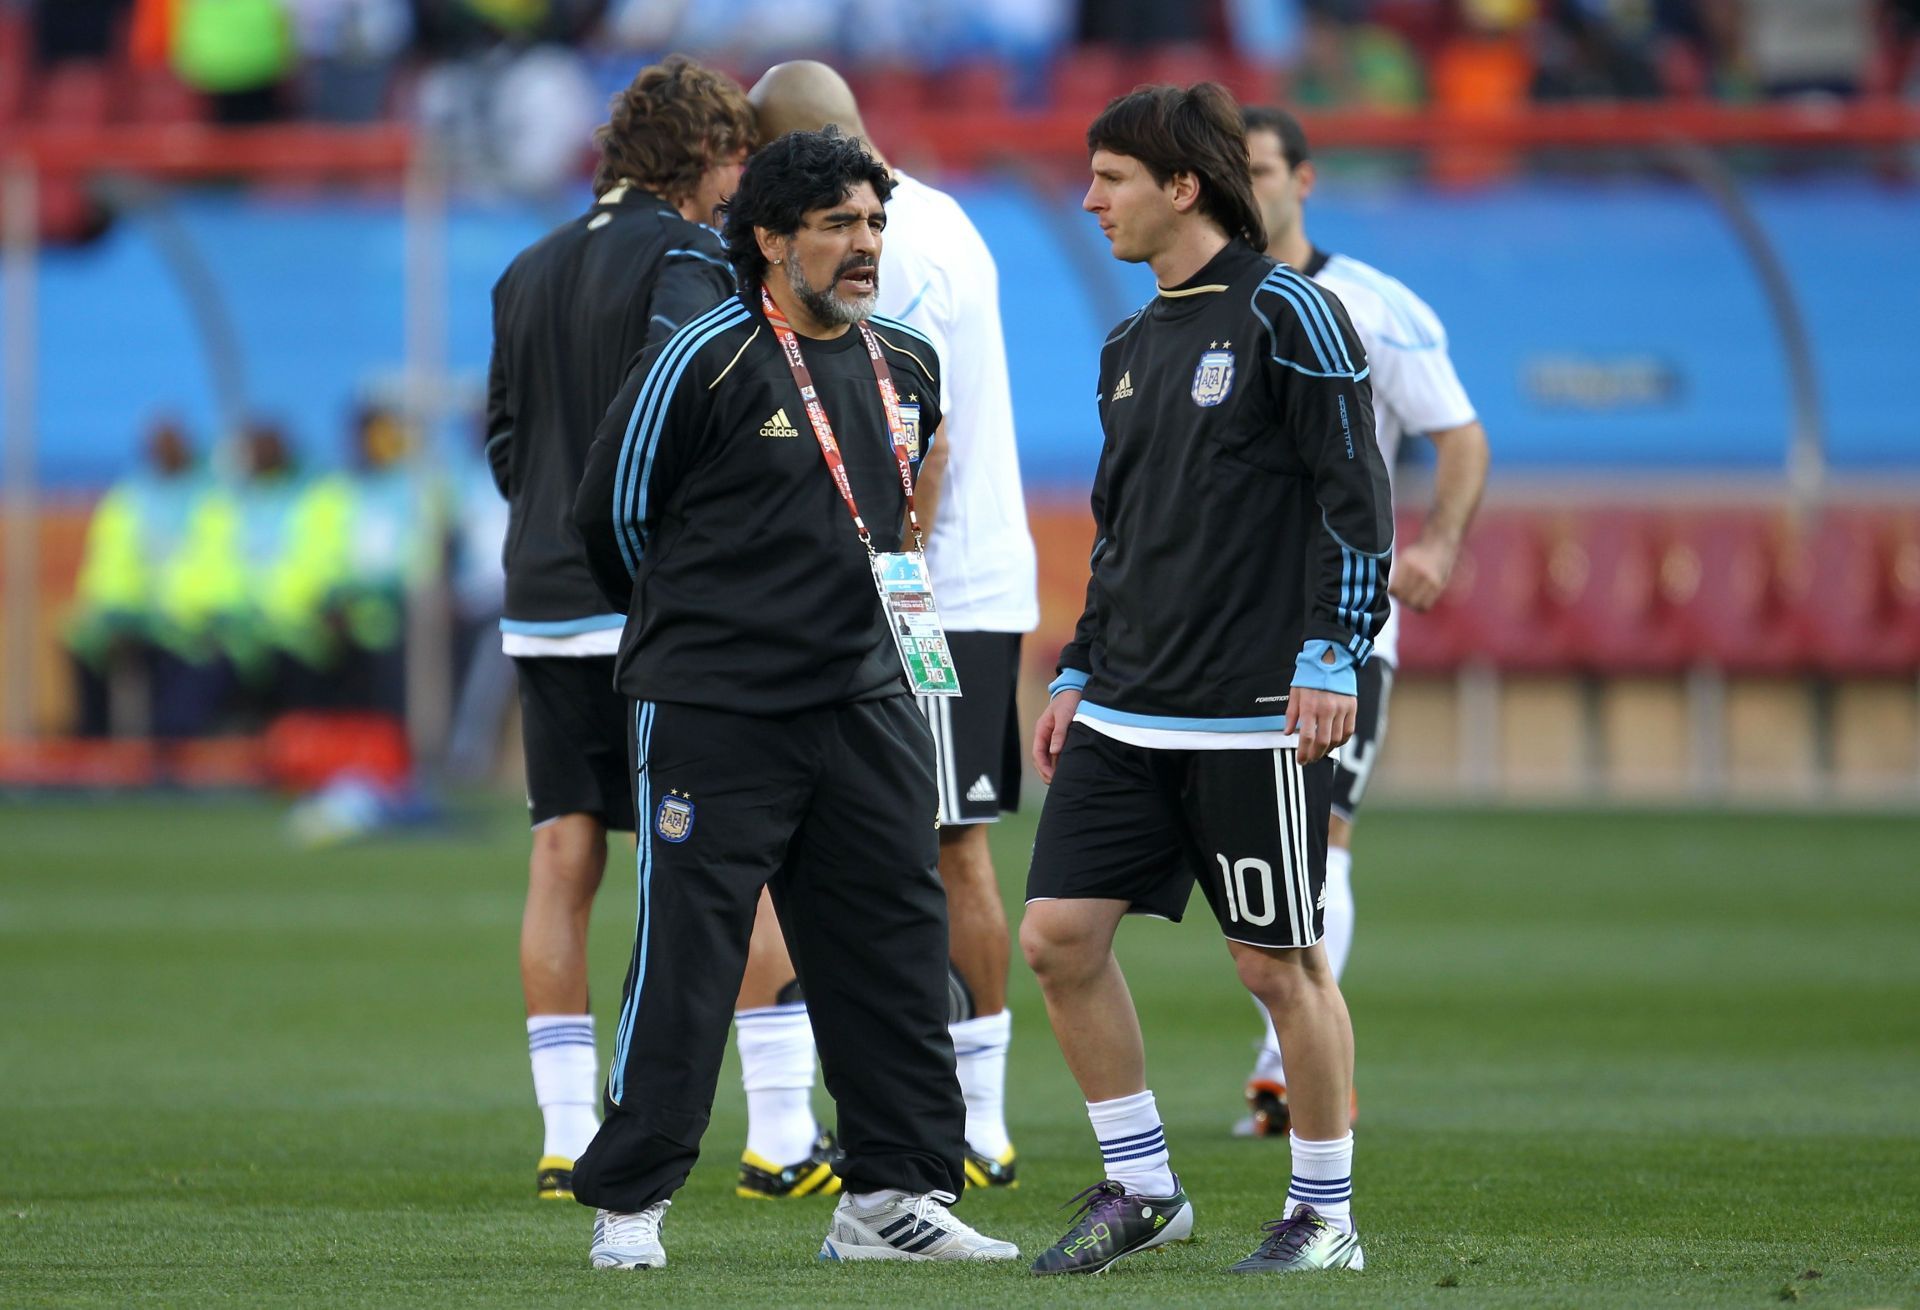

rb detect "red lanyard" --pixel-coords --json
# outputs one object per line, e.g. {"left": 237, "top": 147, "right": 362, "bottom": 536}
{"left": 759, "top": 286, "right": 924, "bottom": 555}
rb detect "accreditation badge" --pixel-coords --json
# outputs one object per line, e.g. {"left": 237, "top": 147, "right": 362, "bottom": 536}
{"left": 870, "top": 550, "right": 961, "bottom": 697}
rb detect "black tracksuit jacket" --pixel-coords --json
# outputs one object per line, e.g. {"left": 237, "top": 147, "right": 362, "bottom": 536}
{"left": 486, "top": 189, "right": 734, "bottom": 629}
{"left": 1055, "top": 239, "right": 1394, "bottom": 727}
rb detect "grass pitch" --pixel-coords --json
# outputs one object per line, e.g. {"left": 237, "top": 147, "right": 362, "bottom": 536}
{"left": 2, "top": 796, "right": 1917, "bottom": 1308}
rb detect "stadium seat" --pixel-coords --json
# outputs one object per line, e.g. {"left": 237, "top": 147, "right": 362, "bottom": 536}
{"left": 1562, "top": 507, "right": 1699, "bottom": 674}
{"left": 34, "top": 59, "right": 114, "bottom": 126}
{"left": 852, "top": 65, "right": 925, "bottom": 120}
{"left": 123, "top": 67, "right": 209, "bottom": 126}
{"left": 1673, "top": 507, "right": 1814, "bottom": 675}
{"left": 943, "top": 59, "right": 1010, "bottom": 113}
{"left": 1805, "top": 507, "right": 1920, "bottom": 675}
{"left": 0, "top": 9, "right": 27, "bottom": 126}
{"left": 1393, "top": 508, "right": 1473, "bottom": 673}
{"left": 1134, "top": 44, "right": 1220, "bottom": 96}
{"left": 1399, "top": 509, "right": 1582, "bottom": 673}
{"left": 1048, "top": 45, "right": 1129, "bottom": 113}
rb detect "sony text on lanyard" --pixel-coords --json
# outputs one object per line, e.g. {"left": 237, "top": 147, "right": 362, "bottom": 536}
{"left": 759, "top": 286, "right": 960, "bottom": 697}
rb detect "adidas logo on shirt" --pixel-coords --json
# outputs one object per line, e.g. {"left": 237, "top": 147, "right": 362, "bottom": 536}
{"left": 760, "top": 408, "right": 800, "bottom": 438}
{"left": 1110, "top": 371, "right": 1134, "bottom": 401}
{"left": 966, "top": 775, "right": 998, "bottom": 804}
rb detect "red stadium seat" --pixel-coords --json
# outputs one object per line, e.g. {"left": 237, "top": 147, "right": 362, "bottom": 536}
{"left": 1562, "top": 507, "right": 1699, "bottom": 674}
{"left": 853, "top": 65, "right": 925, "bottom": 120}
{"left": 123, "top": 67, "right": 209, "bottom": 126}
{"left": 0, "top": 9, "right": 27, "bottom": 126}
{"left": 943, "top": 59, "right": 1010, "bottom": 113}
{"left": 1049, "top": 45, "right": 1129, "bottom": 112}
{"left": 1399, "top": 509, "right": 1581, "bottom": 673}
{"left": 1672, "top": 507, "right": 1814, "bottom": 674}
{"left": 1805, "top": 507, "right": 1920, "bottom": 675}
{"left": 1134, "top": 44, "right": 1219, "bottom": 95}
{"left": 35, "top": 60, "right": 114, "bottom": 126}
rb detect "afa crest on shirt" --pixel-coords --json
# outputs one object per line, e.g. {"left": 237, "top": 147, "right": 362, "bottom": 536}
{"left": 897, "top": 402, "right": 922, "bottom": 459}
{"left": 1191, "top": 348, "right": 1235, "bottom": 408}
{"left": 655, "top": 792, "right": 695, "bottom": 843}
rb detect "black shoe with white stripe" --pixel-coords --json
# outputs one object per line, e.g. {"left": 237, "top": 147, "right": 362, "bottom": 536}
{"left": 818, "top": 1190, "right": 1020, "bottom": 1262}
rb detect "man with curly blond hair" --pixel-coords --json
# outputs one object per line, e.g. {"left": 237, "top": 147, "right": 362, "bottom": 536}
{"left": 485, "top": 53, "right": 756, "bottom": 1204}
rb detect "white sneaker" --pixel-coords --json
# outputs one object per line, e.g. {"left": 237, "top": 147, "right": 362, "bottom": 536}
{"left": 819, "top": 1190, "right": 1020, "bottom": 1262}
{"left": 590, "top": 1201, "right": 669, "bottom": 1270}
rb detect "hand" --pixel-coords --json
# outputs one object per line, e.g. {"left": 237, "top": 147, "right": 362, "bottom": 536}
{"left": 1032, "top": 689, "right": 1082, "bottom": 784}
{"left": 1387, "top": 537, "right": 1458, "bottom": 612}
{"left": 1285, "top": 685, "right": 1357, "bottom": 765}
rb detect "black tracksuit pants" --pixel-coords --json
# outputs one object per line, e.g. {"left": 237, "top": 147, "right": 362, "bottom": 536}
{"left": 570, "top": 694, "right": 967, "bottom": 1210}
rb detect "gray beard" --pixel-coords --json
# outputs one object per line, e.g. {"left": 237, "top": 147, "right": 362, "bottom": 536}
{"left": 786, "top": 259, "right": 877, "bottom": 326}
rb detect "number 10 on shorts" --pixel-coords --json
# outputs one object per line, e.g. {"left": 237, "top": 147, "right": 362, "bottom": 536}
{"left": 1216, "top": 854, "right": 1276, "bottom": 927}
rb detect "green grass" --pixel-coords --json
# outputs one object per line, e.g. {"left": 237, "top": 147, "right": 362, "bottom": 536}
{"left": 2, "top": 797, "right": 1917, "bottom": 1307}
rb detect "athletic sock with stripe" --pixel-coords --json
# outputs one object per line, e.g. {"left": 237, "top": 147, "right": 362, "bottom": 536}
{"left": 1087, "top": 1089, "right": 1175, "bottom": 1196}
{"left": 1286, "top": 1131, "right": 1355, "bottom": 1234}
{"left": 527, "top": 1014, "right": 598, "bottom": 1160}
{"left": 736, "top": 1003, "right": 820, "bottom": 1164}
{"left": 950, "top": 1008, "right": 1013, "bottom": 1158}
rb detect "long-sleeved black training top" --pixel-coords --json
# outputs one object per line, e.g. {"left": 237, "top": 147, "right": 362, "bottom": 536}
{"left": 1051, "top": 238, "right": 1394, "bottom": 729}
{"left": 574, "top": 291, "right": 944, "bottom": 715}
{"left": 486, "top": 187, "right": 734, "bottom": 632}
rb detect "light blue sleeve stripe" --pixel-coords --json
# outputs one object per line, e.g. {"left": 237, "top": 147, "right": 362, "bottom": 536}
{"left": 1048, "top": 668, "right": 1090, "bottom": 697}
{"left": 664, "top": 246, "right": 730, "bottom": 270}
{"left": 870, "top": 312, "right": 937, "bottom": 355}
{"left": 1274, "top": 267, "right": 1356, "bottom": 373}
{"left": 613, "top": 298, "right": 739, "bottom": 573}
{"left": 631, "top": 307, "right": 749, "bottom": 550}
{"left": 1273, "top": 267, "right": 1356, "bottom": 373}
{"left": 1260, "top": 275, "right": 1364, "bottom": 379}
{"left": 612, "top": 301, "right": 745, "bottom": 574}
{"left": 1257, "top": 275, "right": 1333, "bottom": 373}
{"left": 498, "top": 614, "right": 626, "bottom": 636}
{"left": 894, "top": 281, "right": 931, "bottom": 320}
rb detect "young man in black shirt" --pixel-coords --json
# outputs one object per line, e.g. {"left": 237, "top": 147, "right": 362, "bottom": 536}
{"left": 1023, "top": 85, "right": 1393, "bottom": 1277}
{"left": 485, "top": 55, "right": 756, "bottom": 1202}
{"left": 569, "top": 128, "right": 1018, "bottom": 1271}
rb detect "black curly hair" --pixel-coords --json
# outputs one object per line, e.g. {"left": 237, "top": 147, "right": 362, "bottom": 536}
{"left": 721, "top": 126, "right": 894, "bottom": 289}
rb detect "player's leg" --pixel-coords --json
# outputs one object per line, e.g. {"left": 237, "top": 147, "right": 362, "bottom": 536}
{"left": 1191, "top": 746, "right": 1362, "bottom": 1273}
{"left": 922, "top": 632, "right": 1024, "bottom": 1186}
{"left": 1242, "top": 659, "right": 1388, "bottom": 1137}
{"left": 574, "top": 700, "right": 813, "bottom": 1268}
{"left": 1023, "top": 725, "right": 1197, "bottom": 1275}
{"left": 732, "top": 888, "right": 834, "bottom": 1199}
{"left": 776, "top": 696, "right": 1017, "bottom": 1262}
{"left": 513, "top": 655, "right": 630, "bottom": 1198}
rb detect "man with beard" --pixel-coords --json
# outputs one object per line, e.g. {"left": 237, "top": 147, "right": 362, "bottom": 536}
{"left": 735, "top": 58, "right": 1038, "bottom": 1198}
{"left": 567, "top": 127, "right": 1019, "bottom": 1271}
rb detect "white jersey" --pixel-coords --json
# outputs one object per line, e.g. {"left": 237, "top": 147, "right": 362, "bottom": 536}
{"left": 877, "top": 172, "right": 1039, "bottom": 634}
{"left": 1309, "top": 251, "right": 1477, "bottom": 666}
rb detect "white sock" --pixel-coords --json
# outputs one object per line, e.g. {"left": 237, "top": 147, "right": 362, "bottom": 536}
{"left": 1287, "top": 1131, "right": 1355, "bottom": 1234}
{"left": 849, "top": 1187, "right": 910, "bottom": 1208}
{"left": 1323, "top": 844, "right": 1355, "bottom": 981}
{"left": 736, "top": 1003, "right": 819, "bottom": 1164}
{"left": 527, "top": 1014, "right": 598, "bottom": 1160}
{"left": 1252, "top": 845, "right": 1356, "bottom": 1087}
{"left": 1087, "top": 1089, "right": 1175, "bottom": 1196}
{"left": 950, "top": 1009, "right": 1013, "bottom": 1157}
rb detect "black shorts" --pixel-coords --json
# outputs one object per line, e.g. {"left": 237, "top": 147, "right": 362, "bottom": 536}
{"left": 1330, "top": 657, "right": 1394, "bottom": 822}
{"left": 1027, "top": 722, "right": 1333, "bottom": 950}
{"left": 918, "top": 631, "right": 1022, "bottom": 826}
{"left": 513, "top": 655, "right": 636, "bottom": 831}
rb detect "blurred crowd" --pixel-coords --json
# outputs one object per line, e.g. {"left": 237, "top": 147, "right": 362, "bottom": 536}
{"left": 9, "top": 0, "right": 1918, "bottom": 124}
{"left": 63, "top": 407, "right": 506, "bottom": 753}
